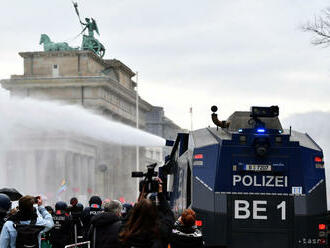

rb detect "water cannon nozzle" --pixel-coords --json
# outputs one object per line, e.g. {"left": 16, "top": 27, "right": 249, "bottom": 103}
{"left": 211, "top": 105, "right": 229, "bottom": 129}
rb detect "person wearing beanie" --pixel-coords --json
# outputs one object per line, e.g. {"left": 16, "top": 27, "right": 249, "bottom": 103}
{"left": 170, "top": 209, "right": 203, "bottom": 248}
{"left": 88, "top": 200, "right": 122, "bottom": 248}
{"left": 81, "top": 195, "right": 103, "bottom": 240}
{"left": 0, "top": 195, "right": 54, "bottom": 248}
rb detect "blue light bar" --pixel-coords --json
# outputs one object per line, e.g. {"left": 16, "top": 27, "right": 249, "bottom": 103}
{"left": 257, "top": 128, "right": 266, "bottom": 133}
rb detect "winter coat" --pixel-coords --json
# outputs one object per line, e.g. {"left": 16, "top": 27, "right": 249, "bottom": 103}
{"left": 81, "top": 207, "right": 103, "bottom": 240}
{"left": 0, "top": 206, "right": 54, "bottom": 248}
{"left": 88, "top": 212, "right": 121, "bottom": 248}
{"left": 49, "top": 211, "right": 72, "bottom": 248}
{"left": 120, "top": 193, "right": 175, "bottom": 248}
{"left": 68, "top": 206, "right": 83, "bottom": 242}
{"left": 170, "top": 221, "right": 203, "bottom": 248}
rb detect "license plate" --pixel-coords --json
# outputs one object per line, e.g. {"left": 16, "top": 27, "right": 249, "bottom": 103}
{"left": 245, "top": 164, "right": 272, "bottom": 171}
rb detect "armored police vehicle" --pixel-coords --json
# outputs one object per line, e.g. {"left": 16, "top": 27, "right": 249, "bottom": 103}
{"left": 160, "top": 106, "right": 328, "bottom": 248}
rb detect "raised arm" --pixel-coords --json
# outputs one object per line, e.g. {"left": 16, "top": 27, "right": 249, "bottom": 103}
{"left": 37, "top": 206, "right": 54, "bottom": 233}
{"left": 36, "top": 197, "right": 54, "bottom": 233}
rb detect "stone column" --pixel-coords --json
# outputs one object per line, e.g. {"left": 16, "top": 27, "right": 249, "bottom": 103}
{"left": 81, "top": 156, "right": 89, "bottom": 198}
{"left": 55, "top": 151, "right": 66, "bottom": 201}
{"left": 65, "top": 152, "right": 74, "bottom": 200}
{"left": 46, "top": 151, "right": 57, "bottom": 198}
{"left": 25, "top": 151, "right": 37, "bottom": 195}
{"left": 36, "top": 150, "right": 50, "bottom": 196}
{"left": 119, "top": 146, "right": 136, "bottom": 202}
{"left": 88, "top": 157, "right": 96, "bottom": 198}
{"left": 0, "top": 151, "right": 7, "bottom": 186}
{"left": 73, "top": 154, "right": 82, "bottom": 196}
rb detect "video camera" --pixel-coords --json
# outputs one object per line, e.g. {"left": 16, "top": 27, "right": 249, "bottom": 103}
{"left": 250, "top": 106, "right": 279, "bottom": 119}
{"left": 249, "top": 106, "right": 279, "bottom": 128}
{"left": 131, "top": 163, "right": 159, "bottom": 194}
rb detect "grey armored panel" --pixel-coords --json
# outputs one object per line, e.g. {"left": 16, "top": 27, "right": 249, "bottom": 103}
{"left": 191, "top": 128, "right": 220, "bottom": 148}
{"left": 294, "top": 180, "right": 327, "bottom": 215}
{"left": 288, "top": 130, "right": 322, "bottom": 151}
{"left": 227, "top": 111, "right": 283, "bottom": 132}
{"left": 192, "top": 128, "right": 232, "bottom": 148}
{"left": 192, "top": 176, "right": 214, "bottom": 212}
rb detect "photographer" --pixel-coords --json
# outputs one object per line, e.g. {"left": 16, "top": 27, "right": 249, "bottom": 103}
{"left": 0, "top": 195, "right": 54, "bottom": 248}
{"left": 119, "top": 178, "right": 174, "bottom": 248}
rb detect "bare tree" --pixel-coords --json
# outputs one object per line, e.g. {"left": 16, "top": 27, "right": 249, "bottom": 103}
{"left": 303, "top": 8, "right": 330, "bottom": 47}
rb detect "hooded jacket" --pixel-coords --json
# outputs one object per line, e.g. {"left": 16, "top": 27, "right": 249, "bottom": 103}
{"left": 170, "top": 220, "right": 203, "bottom": 248}
{"left": 88, "top": 212, "right": 121, "bottom": 248}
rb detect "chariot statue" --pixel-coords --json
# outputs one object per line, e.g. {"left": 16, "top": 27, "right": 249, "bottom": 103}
{"left": 73, "top": 2, "right": 106, "bottom": 58}
{"left": 39, "top": 2, "right": 106, "bottom": 58}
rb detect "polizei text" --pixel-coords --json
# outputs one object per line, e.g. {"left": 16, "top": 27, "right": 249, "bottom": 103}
{"left": 233, "top": 175, "right": 288, "bottom": 187}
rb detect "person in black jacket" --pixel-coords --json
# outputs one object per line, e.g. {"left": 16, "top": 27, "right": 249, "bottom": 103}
{"left": 119, "top": 178, "right": 175, "bottom": 248}
{"left": 88, "top": 200, "right": 122, "bottom": 248}
{"left": 170, "top": 209, "right": 203, "bottom": 248}
{"left": 81, "top": 195, "right": 103, "bottom": 239}
{"left": 49, "top": 201, "right": 72, "bottom": 248}
{"left": 68, "top": 202, "right": 84, "bottom": 243}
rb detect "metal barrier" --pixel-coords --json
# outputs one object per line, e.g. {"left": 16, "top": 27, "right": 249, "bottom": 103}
{"left": 64, "top": 241, "right": 90, "bottom": 248}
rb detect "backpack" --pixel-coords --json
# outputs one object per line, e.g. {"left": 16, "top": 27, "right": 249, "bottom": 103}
{"left": 14, "top": 217, "right": 45, "bottom": 248}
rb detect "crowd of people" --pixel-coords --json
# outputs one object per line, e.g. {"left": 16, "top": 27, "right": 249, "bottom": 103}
{"left": 0, "top": 181, "right": 203, "bottom": 248}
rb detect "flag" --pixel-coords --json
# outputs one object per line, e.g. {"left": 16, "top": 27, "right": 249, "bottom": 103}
{"left": 57, "top": 179, "right": 67, "bottom": 195}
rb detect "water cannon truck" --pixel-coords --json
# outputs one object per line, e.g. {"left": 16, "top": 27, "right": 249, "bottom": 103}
{"left": 159, "top": 105, "right": 329, "bottom": 248}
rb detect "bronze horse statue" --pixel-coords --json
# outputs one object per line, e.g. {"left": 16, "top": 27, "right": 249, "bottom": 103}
{"left": 39, "top": 34, "right": 78, "bottom": 51}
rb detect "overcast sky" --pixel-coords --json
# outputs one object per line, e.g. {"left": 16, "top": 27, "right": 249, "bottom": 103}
{"left": 1, "top": 0, "right": 330, "bottom": 129}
